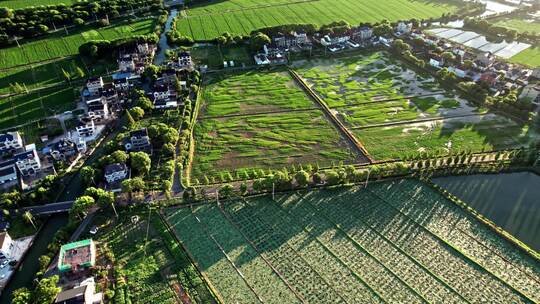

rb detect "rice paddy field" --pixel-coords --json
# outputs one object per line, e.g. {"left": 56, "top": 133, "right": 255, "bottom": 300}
{"left": 165, "top": 178, "right": 540, "bottom": 304}
{"left": 0, "top": 86, "right": 77, "bottom": 129}
{"left": 192, "top": 70, "right": 357, "bottom": 181}
{"left": 292, "top": 52, "right": 536, "bottom": 159}
{"left": 177, "top": 0, "right": 457, "bottom": 40}
{"left": 0, "top": 18, "right": 156, "bottom": 70}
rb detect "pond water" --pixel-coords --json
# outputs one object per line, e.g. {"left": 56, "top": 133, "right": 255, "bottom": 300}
{"left": 0, "top": 213, "right": 69, "bottom": 303}
{"left": 433, "top": 172, "right": 540, "bottom": 252}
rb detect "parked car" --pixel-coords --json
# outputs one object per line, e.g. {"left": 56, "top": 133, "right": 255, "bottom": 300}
{"left": 0, "top": 260, "right": 9, "bottom": 268}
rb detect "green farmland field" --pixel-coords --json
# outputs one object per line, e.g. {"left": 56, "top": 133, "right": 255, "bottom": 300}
{"left": 177, "top": 0, "right": 457, "bottom": 40}
{"left": 192, "top": 70, "right": 357, "bottom": 181}
{"left": 354, "top": 114, "right": 533, "bottom": 159}
{"left": 492, "top": 17, "right": 540, "bottom": 35}
{"left": 165, "top": 178, "right": 540, "bottom": 303}
{"left": 510, "top": 46, "right": 540, "bottom": 68}
{"left": 0, "top": 86, "right": 76, "bottom": 129}
{"left": 0, "top": 18, "right": 156, "bottom": 70}
{"left": 0, "top": 0, "right": 77, "bottom": 9}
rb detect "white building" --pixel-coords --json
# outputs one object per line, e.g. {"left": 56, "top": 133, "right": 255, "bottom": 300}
{"left": 86, "top": 77, "right": 104, "bottom": 96}
{"left": 124, "top": 128, "right": 151, "bottom": 152}
{"left": 14, "top": 148, "right": 41, "bottom": 177}
{"left": 118, "top": 55, "right": 135, "bottom": 72}
{"left": 355, "top": 26, "right": 373, "bottom": 40}
{"left": 519, "top": 84, "right": 540, "bottom": 105}
{"left": 113, "top": 78, "right": 130, "bottom": 91}
{"left": 87, "top": 102, "right": 110, "bottom": 121}
{"left": 104, "top": 163, "right": 128, "bottom": 184}
{"left": 396, "top": 22, "right": 412, "bottom": 34}
{"left": 0, "top": 165, "right": 17, "bottom": 185}
{"left": 0, "top": 132, "right": 23, "bottom": 155}
{"left": 55, "top": 277, "right": 102, "bottom": 304}
{"left": 178, "top": 51, "right": 193, "bottom": 70}
{"left": 76, "top": 117, "right": 96, "bottom": 138}
{"left": 0, "top": 232, "right": 13, "bottom": 260}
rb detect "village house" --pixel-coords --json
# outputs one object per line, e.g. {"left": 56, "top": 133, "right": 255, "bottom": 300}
{"left": 0, "top": 231, "right": 14, "bottom": 260}
{"left": 177, "top": 51, "right": 194, "bottom": 70}
{"left": 396, "top": 22, "right": 412, "bottom": 35}
{"left": 50, "top": 138, "right": 78, "bottom": 161}
{"left": 58, "top": 239, "right": 96, "bottom": 274}
{"left": 113, "top": 77, "right": 130, "bottom": 92}
{"left": 87, "top": 102, "right": 110, "bottom": 121}
{"left": 124, "top": 128, "right": 152, "bottom": 153}
{"left": 0, "top": 132, "right": 23, "bottom": 155}
{"left": 475, "top": 52, "right": 495, "bottom": 68}
{"left": 118, "top": 54, "right": 136, "bottom": 72}
{"left": 104, "top": 163, "right": 128, "bottom": 185}
{"left": 352, "top": 26, "right": 373, "bottom": 41}
{"left": 13, "top": 147, "right": 41, "bottom": 177}
{"left": 0, "top": 165, "right": 17, "bottom": 185}
{"left": 85, "top": 77, "right": 104, "bottom": 96}
{"left": 519, "top": 84, "right": 540, "bottom": 105}
{"left": 76, "top": 116, "right": 96, "bottom": 139}
{"left": 479, "top": 71, "right": 500, "bottom": 87}
{"left": 55, "top": 278, "right": 102, "bottom": 304}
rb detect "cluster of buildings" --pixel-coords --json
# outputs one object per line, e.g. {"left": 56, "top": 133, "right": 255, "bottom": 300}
{"left": 0, "top": 132, "right": 47, "bottom": 190}
{"left": 149, "top": 51, "right": 194, "bottom": 109}
{"left": 102, "top": 127, "right": 152, "bottom": 191}
{"left": 408, "top": 30, "right": 539, "bottom": 101}
{"left": 254, "top": 22, "right": 413, "bottom": 65}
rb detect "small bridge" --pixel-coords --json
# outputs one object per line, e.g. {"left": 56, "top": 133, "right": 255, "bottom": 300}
{"left": 21, "top": 201, "right": 74, "bottom": 216}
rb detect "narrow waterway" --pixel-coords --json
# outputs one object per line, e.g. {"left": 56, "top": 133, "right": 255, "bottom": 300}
{"left": 0, "top": 214, "right": 69, "bottom": 303}
{"left": 433, "top": 171, "right": 540, "bottom": 252}
{"left": 154, "top": 9, "right": 178, "bottom": 65}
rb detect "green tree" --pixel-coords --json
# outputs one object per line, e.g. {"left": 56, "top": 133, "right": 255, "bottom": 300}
{"left": 109, "top": 150, "right": 129, "bottom": 164}
{"left": 130, "top": 107, "right": 145, "bottom": 120}
{"left": 75, "top": 67, "right": 85, "bottom": 79}
{"left": 325, "top": 170, "right": 341, "bottom": 185}
{"left": 249, "top": 32, "right": 271, "bottom": 50}
{"left": 33, "top": 276, "right": 61, "bottom": 304}
{"left": 137, "top": 96, "right": 154, "bottom": 111}
{"left": 219, "top": 184, "right": 234, "bottom": 198}
{"left": 295, "top": 170, "right": 309, "bottom": 187}
{"left": 126, "top": 110, "right": 136, "bottom": 130}
{"left": 80, "top": 166, "right": 96, "bottom": 186}
{"left": 70, "top": 196, "right": 95, "bottom": 220}
{"left": 130, "top": 152, "right": 151, "bottom": 176}
{"left": 11, "top": 287, "right": 32, "bottom": 304}
{"left": 39, "top": 255, "right": 51, "bottom": 272}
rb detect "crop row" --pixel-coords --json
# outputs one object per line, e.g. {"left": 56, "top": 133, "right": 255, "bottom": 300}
{"left": 300, "top": 189, "right": 467, "bottom": 303}
{"left": 180, "top": 0, "right": 456, "bottom": 40}
{"left": 225, "top": 199, "right": 348, "bottom": 303}
{"left": 377, "top": 180, "right": 540, "bottom": 302}
{"left": 168, "top": 208, "right": 261, "bottom": 303}
{"left": 270, "top": 193, "right": 427, "bottom": 303}
{"left": 363, "top": 184, "right": 530, "bottom": 303}
{"left": 192, "top": 205, "right": 301, "bottom": 304}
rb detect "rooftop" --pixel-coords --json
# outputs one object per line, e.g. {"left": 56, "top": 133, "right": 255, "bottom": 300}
{"left": 58, "top": 239, "right": 96, "bottom": 273}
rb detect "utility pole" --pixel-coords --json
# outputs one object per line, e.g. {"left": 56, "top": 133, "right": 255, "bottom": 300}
{"left": 364, "top": 169, "right": 371, "bottom": 188}
{"left": 272, "top": 182, "right": 275, "bottom": 201}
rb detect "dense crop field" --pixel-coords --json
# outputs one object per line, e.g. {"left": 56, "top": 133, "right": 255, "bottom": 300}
{"left": 510, "top": 46, "right": 540, "bottom": 67}
{"left": 492, "top": 17, "right": 540, "bottom": 35}
{"left": 192, "top": 70, "right": 357, "bottom": 181}
{"left": 0, "top": 0, "right": 77, "bottom": 9}
{"left": 89, "top": 211, "right": 216, "bottom": 304}
{"left": 293, "top": 52, "right": 536, "bottom": 159}
{"left": 0, "top": 86, "right": 76, "bottom": 129}
{"left": 165, "top": 179, "right": 540, "bottom": 303}
{"left": 0, "top": 18, "right": 156, "bottom": 69}
{"left": 177, "top": 0, "right": 457, "bottom": 40}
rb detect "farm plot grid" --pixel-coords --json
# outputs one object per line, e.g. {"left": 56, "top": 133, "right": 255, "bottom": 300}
{"left": 292, "top": 52, "right": 536, "bottom": 160}
{"left": 165, "top": 179, "right": 540, "bottom": 304}
{"left": 191, "top": 70, "right": 358, "bottom": 181}
{"left": 0, "top": 18, "right": 156, "bottom": 70}
{"left": 177, "top": 0, "right": 457, "bottom": 41}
